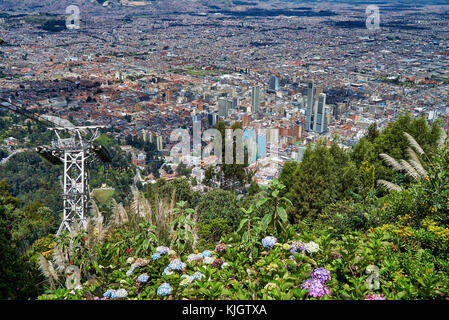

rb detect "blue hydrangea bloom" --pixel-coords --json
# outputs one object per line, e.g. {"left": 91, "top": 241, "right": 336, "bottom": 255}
{"left": 202, "top": 250, "right": 212, "bottom": 257}
{"left": 167, "top": 259, "right": 184, "bottom": 270}
{"left": 261, "top": 236, "right": 277, "bottom": 249}
{"left": 157, "top": 283, "right": 172, "bottom": 296}
{"left": 152, "top": 253, "right": 161, "bottom": 261}
{"left": 103, "top": 289, "right": 114, "bottom": 298}
{"left": 162, "top": 267, "right": 173, "bottom": 276}
{"left": 126, "top": 266, "right": 135, "bottom": 277}
{"left": 156, "top": 246, "right": 170, "bottom": 255}
{"left": 191, "top": 271, "right": 205, "bottom": 280}
{"left": 137, "top": 274, "right": 149, "bottom": 283}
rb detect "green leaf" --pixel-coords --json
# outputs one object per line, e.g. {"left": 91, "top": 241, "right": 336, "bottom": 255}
{"left": 256, "top": 198, "right": 269, "bottom": 208}
{"left": 237, "top": 218, "right": 248, "bottom": 232}
{"left": 261, "top": 213, "right": 272, "bottom": 229}
{"left": 277, "top": 207, "right": 288, "bottom": 222}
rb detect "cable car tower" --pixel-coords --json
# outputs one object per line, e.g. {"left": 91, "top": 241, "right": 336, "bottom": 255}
{"left": 0, "top": 97, "right": 111, "bottom": 234}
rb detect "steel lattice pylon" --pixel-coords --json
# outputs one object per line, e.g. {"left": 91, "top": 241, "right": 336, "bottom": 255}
{"left": 46, "top": 127, "right": 108, "bottom": 235}
{"left": 0, "top": 98, "right": 111, "bottom": 235}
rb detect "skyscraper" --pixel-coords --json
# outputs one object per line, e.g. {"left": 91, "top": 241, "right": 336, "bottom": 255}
{"left": 218, "top": 98, "right": 227, "bottom": 117}
{"left": 305, "top": 82, "right": 314, "bottom": 131}
{"left": 269, "top": 75, "right": 279, "bottom": 92}
{"left": 251, "top": 86, "right": 260, "bottom": 114}
{"left": 314, "top": 93, "right": 326, "bottom": 133}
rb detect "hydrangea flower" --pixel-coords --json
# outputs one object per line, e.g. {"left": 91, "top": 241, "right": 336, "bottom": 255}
{"left": 304, "top": 241, "right": 319, "bottom": 253}
{"left": 162, "top": 267, "right": 174, "bottom": 276}
{"left": 215, "top": 243, "right": 227, "bottom": 253}
{"left": 365, "top": 293, "right": 386, "bottom": 300}
{"left": 156, "top": 246, "right": 170, "bottom": 255}
{"left": 290, "top": 241, "right": 305, "bottom": 254}
{"left": 115, "top": 289, "right": 128, "bottom": 299}
{"left": 167, "top": 259, "right": 185, "bottom": 270}
{"left": 282, "top": 243, "right": 291, "bottom": 250}
{"left": 126, "top": 257, "right": 135, "bottom": 264}
{"left": 137, "top": 273, "right": 149, "bottom": 283}
{"left": 262, "top": 236, "right": 277, "bottom": 249}
{"left": 311, "top": 268, "right": 331, "bottom": 283}
{"left": 180, "top": 275, "right": 193, "bottom": 287}
{"left": 133, "top": 258, "right": 149, "bottom": 267}
{"left": 152, "top": 253, "right": 161, "bottom": 261}
{"left": 157, "top": 283, "right": 172, "bottom": 296}
{"left": 202, "top": 250, "right": 212, "bottom": 257}
{"left": 203, "top": 257, "right": 215, "bottom": 265}
{"left": 187, "top": 253, "right": 202, "bottom": 262}
{"left": 212, "top": 258, "right": 224, "bottom": 268}
{"left": 191, "top": 271, "right": 205, "bottom": 280}
{"left": 168, "top": 250, "right": 176, "bottom": 256}
{"left": 103, "top": 289, "right": 114, "bottom": 298}
{"left": 300, "top": 278, "right": 330, "bottom": 298}
{"left": 103, "top": 289, "right": 117, "bottom": 299}
{"left": 126, "top": 266, "right": 135, "bottom": 277}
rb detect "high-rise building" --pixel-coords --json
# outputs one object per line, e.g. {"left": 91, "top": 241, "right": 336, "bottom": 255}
{"left": 314, "top": 93, "right": 326, "bottom": 133}
{"left": 269, "top": 76, "right": 279, "bottom": 92}
{"left": 218, "top": 98, "right": 227, "bottom": 117}
{"left": 156, "top": 135, "right": 163, "bottom": 151}
{"left": 251, "top": 86, "right": 260, "bottom": 114}
{"left": 305, "top": 82, "right": 314, "bottom": 131}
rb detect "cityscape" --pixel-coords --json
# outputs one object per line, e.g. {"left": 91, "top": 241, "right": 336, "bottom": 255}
{"left": 1, "top": 0, "right": 449, "bottom": 304}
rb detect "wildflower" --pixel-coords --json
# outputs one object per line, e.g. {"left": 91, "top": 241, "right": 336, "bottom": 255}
{"left": 126, "top": 257, "right": 135, "bottom": 264}
{"left": 215, "top": 243, "right": 227, "bottom": 253}
{"left": 333, "top": 253, "right": 342, "bottom": 259}
{"left": 365, "top": 293, "right": 386, "bottom": 300}
{"left": 115, "top": 289, "right": 128, "bottom": 299}
{"left": 157, "top": 283, "right": 172, "bottom": 296}
{"left": 152, "top": 253, "right": 161, "bottom": 261}
{"left": 191, "top": 272, "right": 205, "bottom": 280}
{"left": 221, "top": 262, "right": 230, "bottom": 269}
{"left": 156, "top": 246, "right": 170, "bottom": 255}
{"left": 311, "top": 268, "right": 331, "bottom": 283}
{"left": 202, "top": 250, "right": 212, "bottom": 257}
{"left": 264, "top": 283, "right": 277, "bottom": 291}
{"left": 180, "top": 275, "right": 193, "bottom": 287}
{"left": 261, "top": 236, "right": 277, "bottom": 249}
{"left": 126, "top": 248, "right": 132, "bottom": 254}
{"left": 203, "top": 257, "right": 215, "bottom": 265}
{"left": 137, "top": 273, "right": 149, "bottom": 283}
{"left": 301, "top": 278, "right": 330, "bottom": 298}
{"left": 304, "top": 241, "right": 319, "bottom": 253}
{"left": 212, "top": 258, "right": 224, "bottom": 268}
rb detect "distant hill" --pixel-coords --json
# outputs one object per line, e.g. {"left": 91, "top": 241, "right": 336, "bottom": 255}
{"left": 0, "top": 0, "right": 446, "bottom": 15}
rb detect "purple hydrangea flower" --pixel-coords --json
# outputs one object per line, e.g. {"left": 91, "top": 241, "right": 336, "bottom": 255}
{"left": 300, "top": 278, "right": 330, "bottom": 298}
{"left": 290, "top": 241, "right": 305, "bottom": 254}
{"left": 311, "top": 268, "right": 331, "bottom": 283}
{"left": 365, "top": 293, "right": 386, "bottom": 300}
{"left": 156, "top": 246, "right": 170, "bottom": 255}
